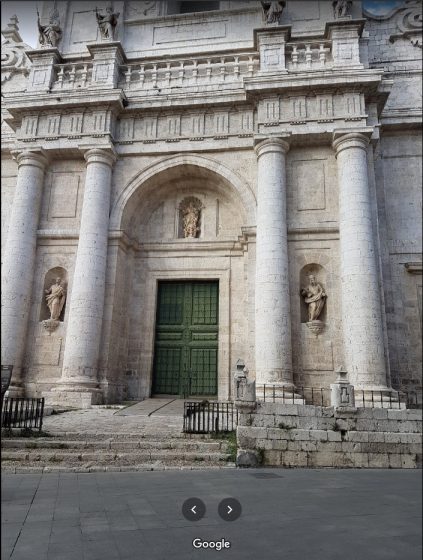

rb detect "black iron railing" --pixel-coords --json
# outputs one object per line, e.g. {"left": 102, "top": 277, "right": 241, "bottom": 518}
{"left": 260, "top": 385, "right": 421, "bottom": 409}
{"left": 261, "top": 385, "right": 331, "bottom": 406}
{"left": 1, "top": 398, "right": 45, "bottom": 431}
{"left": 183, "top": 401, "right": 237, "bottom": 434}
{"left": 354, "top": 390, "right": 420, "bottom": 409}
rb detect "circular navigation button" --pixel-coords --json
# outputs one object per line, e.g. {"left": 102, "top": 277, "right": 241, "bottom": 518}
{"left": 218, "top": 498, "right": 242, "bottom": 522}
{"left": 182, "top": 498, "right": 206, "bottom": 521}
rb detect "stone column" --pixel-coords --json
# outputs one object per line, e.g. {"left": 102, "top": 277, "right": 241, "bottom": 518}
{"left": 57, "top": 148, "right": 116, "bottom": 406}
{"left": 333, "top": 132, "right": 389, "bottom": 390}
{"left": 1, "top": 150, "right": 48, "bottom": 394}
{"left": 254, "top": 138, "right": 293, "bottom": 391}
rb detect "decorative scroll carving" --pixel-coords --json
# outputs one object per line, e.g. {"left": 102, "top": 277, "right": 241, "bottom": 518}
{"left": 95, "top": 7, "right": 120, "bottom": 40}
{"left": 332, "top": 0, "right": 352, "bottom": 19}
{"left": 261, "top": 1, "right": 286, "bottom": 25}
{"left": 390, "top": 0, "right": 422, "bottom": 48}
{"left": 37, "top": 8, "right": 62, "bottom": 48}
{"left": 179, "top": 197, "right": 203, "bottom": 239}
{"left": 1, "top": 16, "right": 31, "bottom": 84}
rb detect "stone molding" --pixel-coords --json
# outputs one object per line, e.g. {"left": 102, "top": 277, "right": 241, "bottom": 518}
{"left": 12, "top": 150, "right": 49, "bottom": 170}
{"left": 83, "top": 147, "right": 117, "bottom": 167}
{"left": 254, "top": 137, "right": 290, "bottom": 157}
{"left": 332, "top": 130, "right": 372, "bottom": 156}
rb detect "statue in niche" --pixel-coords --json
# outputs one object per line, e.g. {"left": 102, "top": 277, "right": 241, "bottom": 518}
{"left": 37, "top": 8, "right": 62, "bottom": 48}
{"left": 45, "top": 277, "right": 66, "bottom": 321}
{"left": 301, "top": 275, "right": 327, "bottom": 335}
{"left": 261, "top": 1, "right": 286, "bottom": 25}
{"left": 332, "top": 0, "right": 352, "bottom": 19}
{"left": 180, "top": 198, "right": 202, "bottom": 239}
{"left": 95, "top": 6, "right": 120, "bottom": 40}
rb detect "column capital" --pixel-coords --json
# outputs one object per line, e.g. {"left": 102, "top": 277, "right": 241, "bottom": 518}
{"left": 254, "top": 137, "right": 290, "bottom": 158}
{"left": 82, "top": 147, "right": 117, "bottom": 167}
{"left": 332, "top": 128, "right": 373, "bottom": 156}
{"left": 11, "top": 149, "right": 49, "bottom": 170}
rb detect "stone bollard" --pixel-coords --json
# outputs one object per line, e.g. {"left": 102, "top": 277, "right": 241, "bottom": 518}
{"left": 233, "top": 362, "right": 260, "bottom": 467}
{"left": 234, "top": 362, "right": 256, "bottom": 414}
{"left": 330, "top": 366, "right": 355, "bottom": 408}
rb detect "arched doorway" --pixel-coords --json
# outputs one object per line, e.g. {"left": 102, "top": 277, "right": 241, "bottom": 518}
{"left": 108, "top": 154, "right": 256, "bottom": 401}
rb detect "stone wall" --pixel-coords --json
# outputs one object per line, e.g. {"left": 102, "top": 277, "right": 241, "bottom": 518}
{"left": 237, "top": 402, "right": 422, "bottom": 468}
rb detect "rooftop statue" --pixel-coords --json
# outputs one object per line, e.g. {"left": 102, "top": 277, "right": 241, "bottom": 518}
{"left": 332, "top": 0, "right": 352, "bottom": 19}
{"left": 261, "top": 1, "right": 286, "bottom": 25}
{"left": 95, "top": 6, "right": 120, "bottom": 40}
{"left": 37, "top": 8, "right": 62, "bottom": 48}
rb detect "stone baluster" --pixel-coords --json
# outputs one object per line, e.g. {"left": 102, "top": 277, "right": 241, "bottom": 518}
{"left": 333, "top": 131, "right": 390, "bottom": 392}
{"left": 139, "top": 64, "right": 145, "bottom": 86}
{"left": 1, "top": 150, "right": 48, "bottom": 395}
{"left": 57, "top": 147, "right": 116, "bottom": 407}
{"left": 305, "top": 44, "right": 312, "bottom": 68}
{"left": 254, "top": 138, "right": 294, "bottom": 393}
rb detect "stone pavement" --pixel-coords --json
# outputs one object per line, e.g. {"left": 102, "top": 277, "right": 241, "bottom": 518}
{"left": 1, "top": 469, "right": 421, "bottom": 560}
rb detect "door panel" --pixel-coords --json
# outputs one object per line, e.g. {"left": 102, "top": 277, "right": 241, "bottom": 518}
{"left": 152, "top": 281, "right": 218, "bottom": 396}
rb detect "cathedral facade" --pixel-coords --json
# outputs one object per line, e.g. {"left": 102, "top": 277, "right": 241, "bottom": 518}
{"left": 1, "top": 1, "right": 421, "bottom": 407}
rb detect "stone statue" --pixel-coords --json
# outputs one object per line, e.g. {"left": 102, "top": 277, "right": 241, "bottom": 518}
{"left": 37, "top": 8, "right": 62, "bottom": 48}
{"left": 261, "top": 1, "right": 286, "bottom": 25}
{"left": 95, "top": 6, "right": 120, "bottom": 40}
{"left": 301, "top": 275, "right": 327, "bottom": 322}
{"left": 182, "top": 200, "right": 201, "bottom": 238}
{"left": 332, "top": 0, "right": 352, "bottom": 19}
{"left": 45, "top": 277, "right": 66, "bottom": 321}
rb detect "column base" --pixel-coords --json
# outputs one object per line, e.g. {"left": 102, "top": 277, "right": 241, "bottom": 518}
{"left": 43, "top": 383, "right": 103, "bottom": 409}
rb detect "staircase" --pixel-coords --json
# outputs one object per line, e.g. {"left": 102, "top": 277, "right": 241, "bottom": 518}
{"left": 1, "top": 401, "right": 236, "bottom": 473}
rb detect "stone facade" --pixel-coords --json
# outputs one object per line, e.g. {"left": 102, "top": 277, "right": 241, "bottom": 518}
{"left": 1, "top": 1, "right": 421, "bottom": 407}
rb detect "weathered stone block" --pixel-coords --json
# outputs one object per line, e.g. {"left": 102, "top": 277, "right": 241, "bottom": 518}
{"left": 281, "top": 451, "right": 308, "bottom": 467}
{"left": 236, "top": 449, "right": 261, "bottom": 468}
{"left": 368, "top": 453, "right": 390, "bottom": 468}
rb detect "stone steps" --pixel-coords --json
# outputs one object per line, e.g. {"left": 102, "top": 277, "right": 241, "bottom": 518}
{"left": 1, "top": 450, "right": 231, "bottom": 464}
{"left": 1, "top": 431, "right": 235, "bottom": 471}
{"left": 1, "top": 438, "right": 225, "bottom": 451}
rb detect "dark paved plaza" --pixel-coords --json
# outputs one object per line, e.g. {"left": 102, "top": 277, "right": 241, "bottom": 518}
{"left": 1, "top": 469, "right": 422, "bottom": 560}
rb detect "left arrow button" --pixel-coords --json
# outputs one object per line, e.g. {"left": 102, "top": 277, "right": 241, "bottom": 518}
{"left": 182, "top": 498, "right": 206, "bottom": 521}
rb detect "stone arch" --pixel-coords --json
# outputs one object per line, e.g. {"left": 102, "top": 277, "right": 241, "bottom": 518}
{"left": 109, "top": 153, "right": 256, "bottom": 230}
{"left": 40, "top": 267, "right": 68, "bottom": 322}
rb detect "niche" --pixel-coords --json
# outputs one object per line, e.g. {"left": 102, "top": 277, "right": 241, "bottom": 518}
{"left": 40, "top": 267, "right": 68, "bottom": 330}
{"left": 300, "top": 263, "right": 327, "bottom": 334}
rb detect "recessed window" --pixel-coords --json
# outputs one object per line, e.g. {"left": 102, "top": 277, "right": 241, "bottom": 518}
{"left": 167, "top": 1, "right": 220, "bottom": 15}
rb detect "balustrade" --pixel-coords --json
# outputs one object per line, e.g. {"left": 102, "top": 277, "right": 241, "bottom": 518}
{"left": 52, "top": 62, "right": 93, "bottom": 90}
{"left": 286, "top": 41, "right": 332, "bottom": 71}
{"left": 120, "top": 53, "right": 260, "bottom": 90}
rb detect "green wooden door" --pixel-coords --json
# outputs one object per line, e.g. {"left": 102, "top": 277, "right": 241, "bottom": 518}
{"left": 152, "top": 281, "right": 218, "bottom": 396}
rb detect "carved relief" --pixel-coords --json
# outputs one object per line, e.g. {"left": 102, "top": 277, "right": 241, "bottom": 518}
{"left": 179, "top": 197, "right": 203, "bottom": 239}
{"left": 126, "top": 1, "right": 159, "bottom": 18}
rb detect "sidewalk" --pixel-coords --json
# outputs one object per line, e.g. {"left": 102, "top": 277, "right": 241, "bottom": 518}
{"left": 2, "top": 469, "right": 421, "bottom": 560}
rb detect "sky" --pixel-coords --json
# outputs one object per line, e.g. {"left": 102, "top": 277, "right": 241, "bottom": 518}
{"left": 1, "top": 0, "right": 406, "bottom": 48}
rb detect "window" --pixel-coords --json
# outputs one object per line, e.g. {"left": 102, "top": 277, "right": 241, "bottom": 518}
{"left": 167, "top": 1, "right": 220, "bottom": 15}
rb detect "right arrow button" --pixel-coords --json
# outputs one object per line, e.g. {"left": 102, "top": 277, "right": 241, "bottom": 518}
{"left": 218, "top": 498, "right": 242, "bottom": 522}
